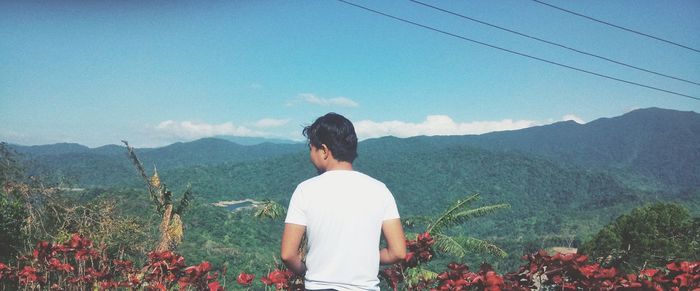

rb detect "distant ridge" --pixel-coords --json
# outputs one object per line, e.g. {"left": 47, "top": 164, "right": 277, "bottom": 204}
{"left": 10, "top": 142, "right": 90, "bottom": 156}
{"left": 8, "top": 137, "right": 306, "bottom": 186}
{"left": 7, "top": 107, "right": 699, "bottom": 190}
{"left": 375, "top": 107, "right": 700, "bottom": 190}
{"left": 213, "top": 135, "right": 300, "bottom": 145}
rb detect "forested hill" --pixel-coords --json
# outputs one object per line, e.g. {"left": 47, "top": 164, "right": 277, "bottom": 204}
{"left": 10, "top": 138, "right": 306, "bottom": 186}
{"left": 364, "top": 107, "right": 700, "bottom": 191}
{"left": 131, "top": 137, "right": 699, "bottom": 269}
{"left": 7, "top": 107, "right": 700, "bottom": 192}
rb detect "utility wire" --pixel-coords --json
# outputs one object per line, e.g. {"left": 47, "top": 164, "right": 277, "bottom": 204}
{"left": 335, "top": 0, "right": 700, "bottom": 101}
{"left": 410, "top": 0, "right": 700, "bottom": 87}
{"left": 531, "top": 0, "right": 700, "bottom": 54}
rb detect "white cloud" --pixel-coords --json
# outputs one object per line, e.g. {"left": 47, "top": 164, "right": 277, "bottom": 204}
{"left": 293, "top": 93, "right": 359, "bottom": 107}
{"left": 154, "top": 120, "right": 263, "bottom": 139}
{"left": 253, "top": 118, "right": 289, "bottom": 128}
{"left": 354, "top": 115, "right": 539, "bottom": 139}
{"left": 561, "top": 114, "right": 585, "bottom": 124}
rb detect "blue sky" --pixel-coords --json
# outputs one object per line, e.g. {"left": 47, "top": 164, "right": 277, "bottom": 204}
{"left": 2, "top": 0, "right": 699, "bottom": 147}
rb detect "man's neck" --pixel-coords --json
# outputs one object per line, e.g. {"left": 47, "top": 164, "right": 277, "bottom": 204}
{"left": 324, "top": 160, "right": 353, "bottom": 172}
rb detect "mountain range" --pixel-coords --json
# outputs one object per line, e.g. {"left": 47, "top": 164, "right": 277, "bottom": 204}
{"left": 8, "top": 107, "right": 699, "bottom": 194}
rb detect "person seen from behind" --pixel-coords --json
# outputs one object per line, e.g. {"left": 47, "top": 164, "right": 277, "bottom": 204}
{"left": 281, "top": 112, "right": 406, "bottom": 291}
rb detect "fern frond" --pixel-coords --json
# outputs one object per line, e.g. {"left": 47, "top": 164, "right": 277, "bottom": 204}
{"left": 455, "top": 236, "right": 508, "bottom": 258}
{"left": 433, "top": 233, "right": 507, "bottom": 258}
{"left": 433, "top": 233, "right": 468, "bottom": 258}
{"left": 431, "top": 204, "right": 510, "bottom": 234}
{"left": 426, "top": 194, "right": 480, "bottom": 234}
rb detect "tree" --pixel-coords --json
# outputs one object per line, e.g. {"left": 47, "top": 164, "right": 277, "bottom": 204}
{"left": 0, "top": 142, "right": 28, "bottom": 261}
{"left": 580, "top": 203, "right": 700, "bottom": 272}
{"left": 123, "top": 140, "right": 192, "bottom": 252}
{"left": 0, "top": 142, "right": 23, "bottom": 186}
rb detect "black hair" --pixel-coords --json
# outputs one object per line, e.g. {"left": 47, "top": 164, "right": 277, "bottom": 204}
{"left": 303, "top": 112, "right": 358, "bottom": 163}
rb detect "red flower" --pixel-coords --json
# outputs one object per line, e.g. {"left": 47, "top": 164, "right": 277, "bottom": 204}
{"left": 237, "top": 272, "right": 255, "bottom": 286}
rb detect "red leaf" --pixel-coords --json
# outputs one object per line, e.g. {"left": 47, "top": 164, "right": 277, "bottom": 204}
{"left": 640, "top": 269, "right": 658, "bottom": 277}
{"left": 579, "top": 264, "right": 600, "bottom": 278}
{"left": 484, "top": 271, "right": 504, "bottom": 287}
{"left": 177, "top": 279, "right": 190, "bottom": 289}
{"left": 595, "top": 267, "right": 617, "bottom": 279}
{"left": 208, "top": 281, "right": 224, "bottom": 291}
{"left": 69, "top": 234, "right": 82, "bottom": 248}
{"left": 552, "top": 274, "right": 563, "bottom": 285}
{"left": 673, "top": 274, "right": 689, "bottom": 287}
{"left": 237, "top": 272, "right": 255, "bottom": 286}
{"left": 198, "top": 261, "right": 212, "bottom": 273}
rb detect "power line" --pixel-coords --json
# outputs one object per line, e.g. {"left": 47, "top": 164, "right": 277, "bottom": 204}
{"left": 335, "top": 0, "right": 700, "bottom": 101}
{"left": 410, "top": 0, "right": 700, "bottom": 87}
{"left": 531, "top": 0, "right": 700, "bottom": 54}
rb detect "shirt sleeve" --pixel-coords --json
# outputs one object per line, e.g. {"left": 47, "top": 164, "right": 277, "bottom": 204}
{"left": 382, "top": 187, "right": 400, "bottom": 221}
{"left": 284, "top": 185, "right": 307, "bottom": 226}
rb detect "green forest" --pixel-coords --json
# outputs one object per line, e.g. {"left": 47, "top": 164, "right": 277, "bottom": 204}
{"left": 2, "top": 108, "right": 699, "bottom": 289}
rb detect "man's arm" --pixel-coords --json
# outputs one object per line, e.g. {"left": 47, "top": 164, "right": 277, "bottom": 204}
{"left": 280, "top": 223, "right": 307, "bottom": 275}
{"left": 380, "top": 218, "right": 406, "bottom": 264}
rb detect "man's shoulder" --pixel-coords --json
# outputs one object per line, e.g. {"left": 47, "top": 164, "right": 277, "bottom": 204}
{"left": 299, "top": 171, "right": 387, "bottom": 189}
{"left": 350, "top": 171, "right": 386, "bottom": 186}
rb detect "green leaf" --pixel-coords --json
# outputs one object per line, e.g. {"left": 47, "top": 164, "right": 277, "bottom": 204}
{"left": 433, "top": 233, "right": 507, "bottom": 258}
{"left": 433, "top": 204, "right": 510, "bottom": 234}
{"left": 405, "top": 266, "right": 438, "bottom": 288}
{"left": 254, "top": 199, "right": 286, "bottom": 220}
{"left": 426, "top": 193, "right": 480, "bottom": 234}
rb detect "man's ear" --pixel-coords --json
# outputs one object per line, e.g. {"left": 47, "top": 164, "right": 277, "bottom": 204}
{"left": 320, "top": 144, "right": 330, "bottom": 159}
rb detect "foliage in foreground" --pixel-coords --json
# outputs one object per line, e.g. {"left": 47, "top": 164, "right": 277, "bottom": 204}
{"left": 0, "top": 234, "right": 223, "bottom": 290}
{"left": 1, "top": 233, "right": 698, "bottom": 290}
{"left": 580, "top": 203, "right": 700, "bottom": 273}
{"left": 380, "top": 233, "right": 699, "bottom": 290}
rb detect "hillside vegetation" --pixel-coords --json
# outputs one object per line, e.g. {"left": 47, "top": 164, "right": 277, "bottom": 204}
{"left": 3, "top": 107, "right": 699, "bottom": 278}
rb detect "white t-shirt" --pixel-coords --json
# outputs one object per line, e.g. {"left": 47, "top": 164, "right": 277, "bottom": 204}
{"left": 285, "top": 170, "right": 400, "bottom": 291}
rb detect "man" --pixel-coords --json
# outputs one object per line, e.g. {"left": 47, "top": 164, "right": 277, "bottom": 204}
{"left": 281, "top": 113, "right": 406, "bottom": 291}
